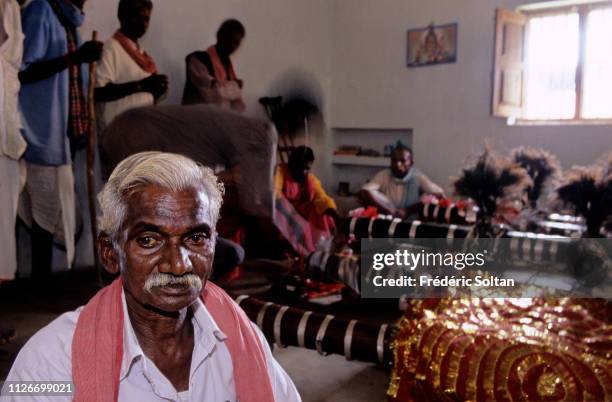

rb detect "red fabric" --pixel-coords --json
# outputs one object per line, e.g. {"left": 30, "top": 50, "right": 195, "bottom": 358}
{"left": 47, "top": 0, "right": 88, "bottom": 138}
{"left": 279, "top": 164, "right": 334, "bottom": 233}
{"left": 217, "top": 184, "right": 245, "bottom": 246}
{"left": 274, "top": 164, "right": 334, "bottom": 256}
{"left": 274, "top": 197, "right": 317, "bottom": 256}
{"left": 206, "top": 45, "right": 237, "bottom": 82}
{"left": 113, "top": 30, "right": 158, "bottom": 74}
{"left": 72, "top": 278, "right": 274, "bottom": 402}
{"left": 65, "top": 28, "right": 88, "bottom": 138}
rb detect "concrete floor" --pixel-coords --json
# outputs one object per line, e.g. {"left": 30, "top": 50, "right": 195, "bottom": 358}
{"left": 0, "top": 273, "right": 391, "bottom": 401}
{"left": 275, "top": 347, "right": 389, "bottom": 402}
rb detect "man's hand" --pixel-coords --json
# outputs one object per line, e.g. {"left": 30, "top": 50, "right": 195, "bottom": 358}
{"left": 70, "top": 40, "right": 103, "bottom": 64}
{"left": 20, "top": 40, "right": 102, "bottom": 84}
{"left": 394, "top": 202, "right": 421, "bottom": 220}
{"left": 140, "top": 74, "right": 169, "bottom": 98}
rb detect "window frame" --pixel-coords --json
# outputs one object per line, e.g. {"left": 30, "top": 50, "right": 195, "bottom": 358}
{"left": 514, "top": 2, "right": 612, "bottom": 125}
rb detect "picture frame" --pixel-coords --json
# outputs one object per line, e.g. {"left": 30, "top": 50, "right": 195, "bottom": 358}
{"left": 407, "top": 23, "right": 458, "bottom": 67}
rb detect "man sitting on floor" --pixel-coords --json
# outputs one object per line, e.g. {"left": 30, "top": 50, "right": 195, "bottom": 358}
{"left": 274, "top": 146, "right": 339, "bottom": 256}
{"left": 5, "top": 152, "right": 300, "bottom": 402}
{"left": 360, "top": 145, "right": 444, "bottom": 219}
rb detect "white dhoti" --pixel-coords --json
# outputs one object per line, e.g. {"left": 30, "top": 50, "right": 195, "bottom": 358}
{"left": 18, "top": 163, "right": 76, "bottom": 269}
{"left": 0, "top": 155, "right": 25, "bottom": 280}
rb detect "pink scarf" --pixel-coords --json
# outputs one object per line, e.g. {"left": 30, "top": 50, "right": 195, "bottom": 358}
{"left": 206, "top": 45, "right": 237, "bottom": 82}
{"left": 71, "top": 278, "right": 275, "bottom": 402}
{"left": 113, "top": 30, "right": 158, "bottom": 74}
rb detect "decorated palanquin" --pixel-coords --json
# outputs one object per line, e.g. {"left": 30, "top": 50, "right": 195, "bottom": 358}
{"left": 388, "top": 298, "right": 612, "bottom": 402}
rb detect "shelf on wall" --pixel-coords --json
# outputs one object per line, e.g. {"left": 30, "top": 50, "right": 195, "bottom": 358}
{"left": 331, "top": 155, "right": 389, "bottom": 167}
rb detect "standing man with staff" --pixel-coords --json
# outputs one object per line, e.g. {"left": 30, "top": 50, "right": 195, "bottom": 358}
{"left": 18, "top": 0, "right": 102, "bottom": 282}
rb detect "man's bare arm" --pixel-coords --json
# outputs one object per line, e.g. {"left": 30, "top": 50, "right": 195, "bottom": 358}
{"left": 358, "top": 189, "right": 397, "bottom": 215}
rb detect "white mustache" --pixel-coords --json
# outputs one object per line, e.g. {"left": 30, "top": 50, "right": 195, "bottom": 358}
{"left": 143, "top": 273, "right": 203, "bottom": 294}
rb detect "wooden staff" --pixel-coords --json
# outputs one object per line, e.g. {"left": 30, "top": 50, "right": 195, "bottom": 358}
{"left": 86, "top": 31, "right": 102, "bottom": 287}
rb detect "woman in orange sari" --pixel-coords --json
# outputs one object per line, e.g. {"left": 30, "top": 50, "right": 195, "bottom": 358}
{"left": 274, "top": 146, "right": 339, "bottom": 256}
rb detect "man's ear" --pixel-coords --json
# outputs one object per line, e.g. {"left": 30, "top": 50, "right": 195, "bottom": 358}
{"left": 98, "top": 232, "right": 120, "bottom": 275}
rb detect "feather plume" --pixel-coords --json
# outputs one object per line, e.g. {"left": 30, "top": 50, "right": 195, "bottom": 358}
{"left": 596, "top": 151, "right": 612, "bottom": 177}
{"left": 510, "top": 147, "right": 561, "bottom": 208}
{"left": 453, "top": 147, "right": 531, "bottom": 236}
{"left": 556, "top": 165, "right": 612, "bottom": 237}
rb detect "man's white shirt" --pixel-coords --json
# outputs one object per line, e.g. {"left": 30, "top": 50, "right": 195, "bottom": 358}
{"left": 4, "top": 290, "right": 301, "bottom": 402}
{"left": 96, "top": 37, "right": 155, "bottom": 131}
{"left": 362, "top": 168, "right": 445, "bottom": 208}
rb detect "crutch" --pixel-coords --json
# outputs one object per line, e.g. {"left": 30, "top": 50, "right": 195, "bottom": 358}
{"left": 259, "top": 96, "right": 294, "bottom": 163}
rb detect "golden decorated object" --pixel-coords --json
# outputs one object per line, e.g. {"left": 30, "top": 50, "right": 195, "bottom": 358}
{"left": 387, "top": 298, "right": 611, "bottom": 402}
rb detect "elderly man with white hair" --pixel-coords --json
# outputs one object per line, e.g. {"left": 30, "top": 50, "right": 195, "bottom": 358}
{"left": 5, "top": 152, "right": 301, "bottom": 402}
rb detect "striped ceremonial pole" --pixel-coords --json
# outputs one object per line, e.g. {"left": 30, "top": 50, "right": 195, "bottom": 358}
{"left": 235, "top": 295, "right": 394, "bottom": 366}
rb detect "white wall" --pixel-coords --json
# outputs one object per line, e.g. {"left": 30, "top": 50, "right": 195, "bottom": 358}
{"left": 330, "top": 0, "right": 612, "bottom": 191}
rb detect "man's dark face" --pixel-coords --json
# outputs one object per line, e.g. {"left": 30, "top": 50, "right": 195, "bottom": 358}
{"left": 105, "top": 185, "right": 215, "bottom": 313}
{"left": 391, "top": 150, "right": 413, "bottom": 179}
{"left": 289, "top": 158, "right": 312, "bottom": 183}
{"left": 218, "top": 32, "right": 244, "bottom": 57}
{"left": 70, "top": 0, "right": 86, "bottom": 9}
{"left": 120, "top": 7, "right": 152, "bottom": 40}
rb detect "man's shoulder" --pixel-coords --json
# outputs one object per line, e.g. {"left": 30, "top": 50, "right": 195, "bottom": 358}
{"left": 103, "top": 36, "right": 120, "bottom": 48}
{"left": 22, "top": 0, "right": 52, "bottom": 19}
{"left": 98, "top": 37, "right": 121, "bottom": 67}
{"left": 101, "top": 37, "right": 124, "bottom": 58}
{"left": 187, "top": 50, "right": 211, "bottom": 61}
{"left": 187, "top": 51, "right": 213, "bottom": 71}
{"left": 16, "top": 308, "right": 81, "bottom": 361}
{"left": 6, "top": 308, "right": 82, "bottom": 380}
{"left": 413, "top": 168, "right": 435, "bottom": 184}
{"left": 373, "top": 168, "right": 392, "bottom": 180}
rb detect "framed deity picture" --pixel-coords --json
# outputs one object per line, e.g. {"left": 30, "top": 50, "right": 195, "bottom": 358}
{"left": 407, "top": 23, "right": 458, "bottom": 67}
